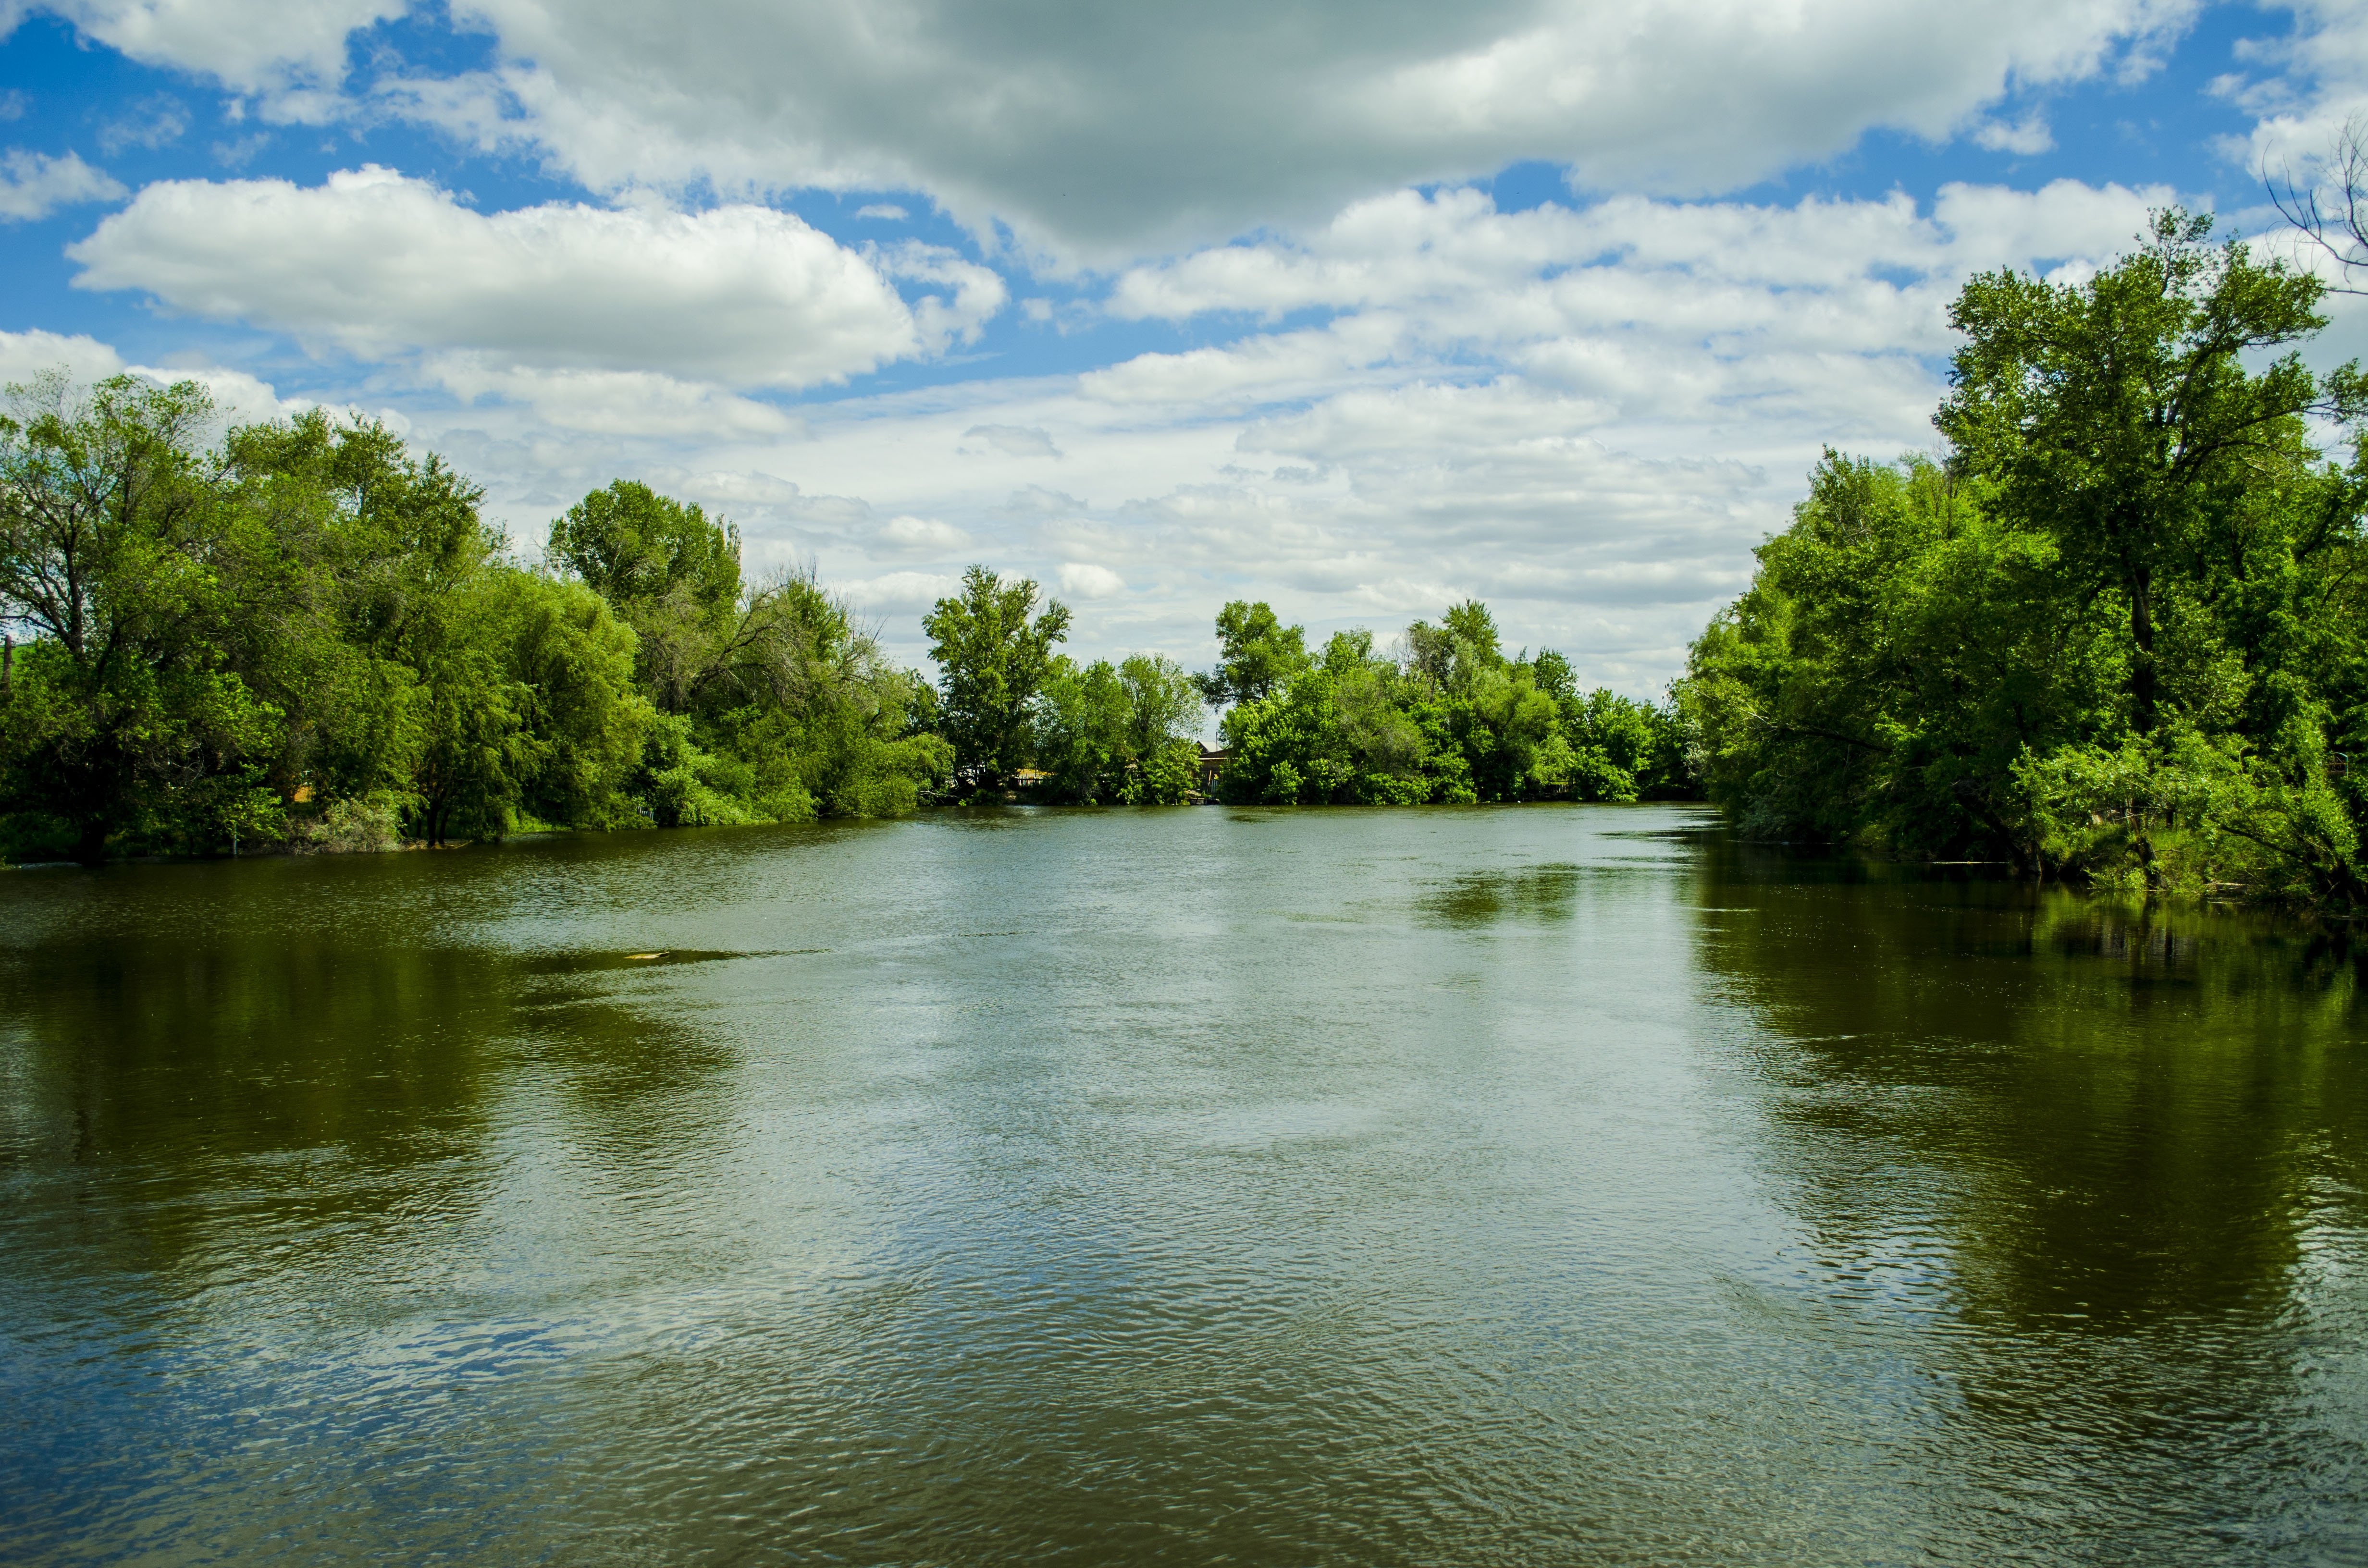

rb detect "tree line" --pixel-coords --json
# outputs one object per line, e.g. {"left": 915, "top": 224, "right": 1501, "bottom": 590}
{"left": 921, "top": 570, "right": 1689, "bottom": 808}
{"left": 0, "top": 374, "right": 1682, "bottom": 861}
{"left": 1678, "top": 209, "right": 2368, "bottom": 904}
{"left": 0, "top": 377, "right": 945, "bottom": 860}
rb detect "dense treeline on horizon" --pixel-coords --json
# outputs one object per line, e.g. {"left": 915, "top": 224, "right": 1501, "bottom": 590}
{"left": 0, "top": 372, "right": 1680, "bottom": 862}
{"left": 1680, "top": 210, "right": 2368, "bottom": 905}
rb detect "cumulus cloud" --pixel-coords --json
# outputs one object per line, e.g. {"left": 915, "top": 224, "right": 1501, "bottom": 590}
{"left": 97, "top": 93, "right": 189, "bottom": 153}
{"left": 429, "top": 358, "right": 799, "bottom": 437}
{"left": 10, "top": 0, "right": 403, "bottom": 107}
{"left": 693, "top": 179, "right": 2184, "bottom": 685}
{"left": 66, "top": 166, "right": 1006, "bottom": 386}
{"left": 839, "top": 569, "right": 960, "bottom": 612}
{"left": 2219, "top": 3, "right": 2368, "bottom": 196}
{"left": 0, "top": 330, "right": 324, "bottom": 430}
{"left": 11, "top": 161, "right": 2231, "bottom": 695}
{"left": 0, "top": 327, "right": 125, "bottom": 384}
{"left": 333, "top": 0, "right": 2198, "bottom": 255}
{"left": 8, "top": 0, "right": 2215, "bottom": 263}
{"left": 128, "top": 362, "right": 315, "bottom": 423}
{"left": 1111, "top": 181, "right": 2168, "bottom": 328}
{"left": 1973, "top": 112, "right": 2055, "bottom": 154}
{"left": 1089, "top": 180, "right": 2173, "bottom": 447}
{"left": 0, "top": 148, "right": 125, "bottom": 220}
{"left": 1057, "top": 562, "right": 1127, "bottom": 599}
{"left": 877, "top": 514, "right": 970, "bottom": 554}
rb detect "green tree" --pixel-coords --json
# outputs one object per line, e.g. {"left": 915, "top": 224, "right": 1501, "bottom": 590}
{"left": 1196, "top": 599, "right": 1310, "bottom": 708}
{"left": 1033, "top": 657, "right": 1130, "bottom": 802}
{"left": 221, "top": 406, "right": 514, "bottom": 825}
{"left": 547, "top": 480, "right": 741, "bottom": 713}
{"left": 1938, "top": 209, "right": 2366, "bottom": 735}
{"left": 550, "top": 486, "right": 948, "bottom": 825}
{"left": 0, "top": 373, "right": 292, "bottom": 860}
{"left": 1033, "top": 651, "right": 1205, "bottom": 805}
{"left": 1684, "top": 213, "right": 2368, "bottom": 900}
{"left": 923, "top": 565, "right": 1071, "bottom": 792}
{"left": 1118, "top": 653, "right": 1203, "bottom": 767}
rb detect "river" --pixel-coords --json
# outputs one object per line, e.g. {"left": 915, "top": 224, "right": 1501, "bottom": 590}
{"left": 3, "top": 805, "right": 2363, "bottom": 1564}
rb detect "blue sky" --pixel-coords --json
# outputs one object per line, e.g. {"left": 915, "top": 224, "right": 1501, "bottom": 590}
{"left": 4, "top": 0, "right": 2365, "bottom": 683}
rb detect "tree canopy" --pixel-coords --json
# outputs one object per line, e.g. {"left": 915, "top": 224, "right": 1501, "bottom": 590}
{"left": 922, "top": 565, "right": 1072, "bottom": 794}
{"left": 1682, "top": 210, "right": 2368, "bottom": 904}
{"left": 0, "top": 377, "right": 948, "bottom": 859}
{"left": 1202, "top": 599, "right": 1688, "bottom": 807}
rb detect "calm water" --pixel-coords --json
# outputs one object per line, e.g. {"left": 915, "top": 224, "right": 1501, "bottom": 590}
{"left": 3, "top": 806, "right": 2365, "bottom": 1565}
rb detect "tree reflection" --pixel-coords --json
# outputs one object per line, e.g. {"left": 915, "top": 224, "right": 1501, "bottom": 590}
{"left": 0, "top": 876, "right": 749, "bottom": 1296}
{"left": 1690, "top": 841, "right": 2368, "bottom": 1540}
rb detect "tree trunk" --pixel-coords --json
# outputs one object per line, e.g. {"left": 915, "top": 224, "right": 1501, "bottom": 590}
{"left": 74, "top": 816, "right": 109, "bottom": 867}
{"left": 2129, "top": 567, "right": 2157, "bottom": 735}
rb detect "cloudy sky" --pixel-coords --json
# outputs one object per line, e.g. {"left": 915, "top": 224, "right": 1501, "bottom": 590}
{"left": 4, "top": 1, "right": 2367, "bottom": 687}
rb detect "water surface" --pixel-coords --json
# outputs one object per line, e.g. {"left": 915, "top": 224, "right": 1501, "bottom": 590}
{"left": 3, "top": 807, "right": 2363, "bottom": 1564}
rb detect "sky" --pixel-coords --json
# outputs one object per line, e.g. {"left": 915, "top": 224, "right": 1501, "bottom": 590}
{"left": 4, "top": 0, "right": 2368, "bottom": 688}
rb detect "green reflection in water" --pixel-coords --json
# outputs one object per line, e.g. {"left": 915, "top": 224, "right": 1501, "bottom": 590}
{"left": 1685, "top": 840, "right": 2368, "bottom": 1557}
{"left": 0, "top": 811, "right": 2361, "bottom": 1565}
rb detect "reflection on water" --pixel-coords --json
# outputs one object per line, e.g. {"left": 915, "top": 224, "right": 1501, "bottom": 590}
{"left": 1417, "top": 862, "right": 1582, "bottom": 925}
{"left": 1687, "top": 843, "right": 2368, "bottom": 1558}
{"left": 2, "top": 808, "right": 2363, "bottom": 1564}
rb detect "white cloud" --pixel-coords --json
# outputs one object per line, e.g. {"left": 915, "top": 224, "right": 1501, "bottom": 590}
{"left": 350, "top": 0, "right": 2199, "bottom": 256}
{"left": 857, "top": 203, "right": 908, "bottom": 220}
{"left": 429, "top": 357, "right": 799, "bottom": 437}
{"left": 66, "top": 165, "right": 1005, "bottom": 386}
{"left": 962, "top": 423, "right": 1061, "bottom": 457}
{"left": 0, "top": 327, "right": 125, "bottom": 384}
{"left": 877, "top": 513, "right": 970, "bottom": 554}
{"left": 2219, "top": 3, "right": 2368, "bottom": 204}
{"left": 1089, "top": 181, "right": 2173, "bottom": 446}
{"left": 839, "top": 569, "right": 960, "bottom": 612}
{"left": 9, "top": 174, "right": 2228, "bottom": 697}
{"left": 1973, "top": 112, "right": 2055, "bottom": 155}
{"left": 125, "top": 361, "right": 314, "bottom": 423}
{"left": 0, "top": 148, "right": 125, "bottom": 220}
{"left": 1057, "top": 562, "right": 1127, "bottom": 599}
{"left": 0, "top": 331, "right": 327, "bottom": 430}
{"left": 1111, "top": 181, "right": 2170, "bottom": 329}
{"left": 97, "top": 93, "right": 188, "bottom": 153}
{"left": 12, "top": 0, "right": 403, "bottom": 105}
{"left": 298, "top": 177, "right": 2200, "bottom": 693}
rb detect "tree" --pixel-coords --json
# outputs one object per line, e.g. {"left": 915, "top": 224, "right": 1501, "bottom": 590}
{"left": 1118, "top": 653, "right": 1203, "bottom": 764}
{"left": 922, "top": 565, "right": 1070, "bottom": 792}
{"left": 1033, "top": 657, "right": 1130, "bottom": 803}
{"left": 1684, "top": 217, "right": 2368, "bottom": 900}
{"left": 550, "top": 486, "right": 949, "bottom": 824}
{"left": 1032, "top": 652, "right": 1205, "bottom": 805}
{"left": 0, "top": 373, "right": 291, "bottom": 859}
{"left": 1, "top": 378, "right": 953, "bottom": 859}
{"left": 548, "top": 480, "right": 742, "bottom": 714}
{"left": 1937, "top": 209, "right": 2366, "bottom": 736}
{"left": 1196, "top": 599, "right": 1310, "bottom": 708}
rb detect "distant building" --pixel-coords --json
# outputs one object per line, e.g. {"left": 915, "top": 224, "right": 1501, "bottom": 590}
{"left": 1197, "top": 747, "right": 1229, "bottom": 788}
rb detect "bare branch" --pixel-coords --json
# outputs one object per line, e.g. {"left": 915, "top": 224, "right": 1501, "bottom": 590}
{"left": 2265, "top": 114, "right": 2368, "bottom": 296}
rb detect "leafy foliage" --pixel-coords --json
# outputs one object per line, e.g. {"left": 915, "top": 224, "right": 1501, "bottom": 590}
{"left": 1681, "top": 211, "right": 2368, "bottom": 904}
{"left": 922, "top": 565, "right": 1072, "bottom": 794}
{"left": 1204, "top": 600, "right": 1690, "bottom": 807}
{"left": 1033, "top": 652, "right": 1205, "bottom": 804}
{"left": 0, "top": 377, "right": 948, "bottom": 858}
